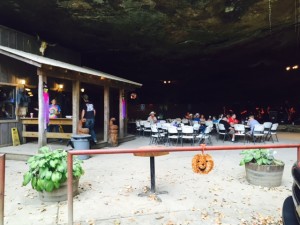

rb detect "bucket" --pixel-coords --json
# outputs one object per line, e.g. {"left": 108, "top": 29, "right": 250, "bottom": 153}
{"left": 71, "top": 134, "right": 91, "bottom": 160}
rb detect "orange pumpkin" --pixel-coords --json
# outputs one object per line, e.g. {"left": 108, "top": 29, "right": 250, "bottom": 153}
{"left": 192, "top": 154, "right": 214, "bottom": 174}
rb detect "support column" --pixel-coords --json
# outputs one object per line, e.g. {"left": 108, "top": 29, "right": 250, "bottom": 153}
{"left": 119, "top": 89, "right": 125, "bottom": 139}
{"left": 38, "top": 75, "right": 47, "bottom": 148}
{"left": 72, "top": 80, "right": 80, "bottom": 134}
{"left": 104, "top": 86, "right": 110, "bottom": 142}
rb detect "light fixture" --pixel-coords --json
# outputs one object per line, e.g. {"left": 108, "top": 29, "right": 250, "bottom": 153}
{"left": 58, "top": 84, "right": 64, "bottom": 89}
{"left": 20, "top": 79, "right": 26, "bottom": 85}
{"left": 292, "top": 65, "right": 299, "bottom": 70}
{"left": 168, "top": 80, "right": 171, "bottom": 83}
{"left": 286, "top": 66, "right": 291, "bottom": 71}
{"left": 25, "top": 88, "right": 31, "bottom": 91}
{"left": 164, "top": 81, "right": 167, "bottom": 84}
{"left": 130, "top": 93, "right": 137, "bottom": 99}
{"left": 81, "top": 88, "right": 85, "bottom": 93}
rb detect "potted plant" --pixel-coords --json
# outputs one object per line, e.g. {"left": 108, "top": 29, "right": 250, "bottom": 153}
{"left": 239, "top": 149, "right": 285, "bottom": 187}
{"left": 22, "top": 146, "right": 84, "bottom": 202}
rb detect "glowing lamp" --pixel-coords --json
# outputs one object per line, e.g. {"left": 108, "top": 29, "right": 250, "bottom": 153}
{"left": 20, "top": 79, "right": 26, "bottom": 85}
{"left": 292, "top": 65, "right": 299, "bottom": 70}
{"left": 130, "top": 93, "right": 137, "bottom": 99}
{"left": 81, "top": 88, "right": 85, "bottom": 93}
{"left": 58, "top": 84, "right": 64, "bottom": 89}
{"left": 286, "top": 66, "right": 291, "bottom": 71}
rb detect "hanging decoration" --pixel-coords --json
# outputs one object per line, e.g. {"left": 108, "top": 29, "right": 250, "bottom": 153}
{"left": 192, "top": 145, "right": 214, "bottom": 174}
{"left": 43, "top": 82, "right": 49, "bottom": 130}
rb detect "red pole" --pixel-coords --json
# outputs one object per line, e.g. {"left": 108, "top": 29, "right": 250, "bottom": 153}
{"left": 67, "top": 153, "right": 73, "bottom": 225}
{"left": 0, "top": 154, "right": 5, "bottom": 225}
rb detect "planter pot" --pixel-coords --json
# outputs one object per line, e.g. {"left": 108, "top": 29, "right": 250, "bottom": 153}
{"left": 245, "top": 162, "right": 284, "bottom": 187}
{"left": 39, "top": 179, "right": 79, "bottom": 202}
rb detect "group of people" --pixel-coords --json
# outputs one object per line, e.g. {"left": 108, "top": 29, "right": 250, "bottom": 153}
{"left": 219, "top": 114, "right": 259, "bottom": 142}
{"left": 146, "top": 110, "right": 260, "bottom": 143}
{"left": 46, "top": 94, "right": 97, "bottom": 144}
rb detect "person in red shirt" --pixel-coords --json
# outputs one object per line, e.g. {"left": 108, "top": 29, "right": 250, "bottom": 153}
{"left": 228, "top": 114, "right": 239, "bottom": 126}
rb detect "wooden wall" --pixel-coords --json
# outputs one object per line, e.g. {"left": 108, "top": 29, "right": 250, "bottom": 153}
{"left": 0, "top": 25, "right": 81, "bottom": 65}
{"left": 0, "top": 121, "right": 22, "bottom": 147}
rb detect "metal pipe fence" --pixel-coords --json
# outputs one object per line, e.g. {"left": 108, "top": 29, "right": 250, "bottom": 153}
{"left": 0, "top": 154, "right": 5, "bottom": 225}
{"left": 65, "top": 144, "right": 300, "bottom": 224}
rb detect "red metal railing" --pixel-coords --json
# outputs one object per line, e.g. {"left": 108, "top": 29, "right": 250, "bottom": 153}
{"left": 67, "top": 144, "right": 300, "bottom": 225}
{"left": 0, "top": 154, "right": 5, "bottom": 225}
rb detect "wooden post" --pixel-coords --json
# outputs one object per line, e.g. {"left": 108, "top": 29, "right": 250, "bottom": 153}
{"left": 124, "top": 93, "right": 128, "bottom": 136}
{"left": 38, "top": 75, "right": 47, "bottom": 148}
{"left": 104, "top": 86, "right": 110, "bottom": 142}
{"left": 119, "top": 89, "right": 124, "bottom": 139}
{"left": 72, "top": 80, "right": 80, "bottom": 134}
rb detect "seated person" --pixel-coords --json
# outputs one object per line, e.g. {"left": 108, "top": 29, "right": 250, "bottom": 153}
{"left": 228, "top": 114, "right": 239, "bottom": 126}
{"left": 247, "top": 115, "right": 260, "bottom": 134}
{"left": 147, "top": 111, "right": 157, "bottom": 124}
{"left": 219, "top": 116, "right": 236, "bottom": 142}
{"left": 193, "top": 113, "right": 200, "bottom": 122}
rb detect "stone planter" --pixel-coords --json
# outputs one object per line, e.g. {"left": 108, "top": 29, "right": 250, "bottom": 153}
{"left": 39, "top": 179, "right": 79, "bottom": 202}
{"left": 245, "top": 162, "right": 284, "bottom": 187}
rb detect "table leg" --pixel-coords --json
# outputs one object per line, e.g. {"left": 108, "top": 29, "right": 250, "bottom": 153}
{"left": 138, "top": 156, "right": 168, "bottom": 202}
{"left": 150, "top": 156, "right": 155, "bottom": 193}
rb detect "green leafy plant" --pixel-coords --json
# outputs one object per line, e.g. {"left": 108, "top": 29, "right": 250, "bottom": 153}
{"left": 22, "top": 146, "right": 84, "bottom": 192}
{"left": 239, "top": 149, "right": 284, "bottom": 166}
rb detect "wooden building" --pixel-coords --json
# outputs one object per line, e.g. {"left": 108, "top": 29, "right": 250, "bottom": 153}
{"left": 0, "top": 26, "right": 142, "bottom": 147}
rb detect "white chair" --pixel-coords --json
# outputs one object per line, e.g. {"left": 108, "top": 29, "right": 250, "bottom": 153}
{"left": 263, "top": 122, "right": 272, "bottom": 141}
{"left": 193, "top": 123, "right": 201, "bottom": 134}
{"left": 268, "top": 123, "right": 279, "bottom": 142}
{"left": 180, "top": 126, "right": 194, "bottom": 146}
{"left": 248, "top": 124, "right": 265, "bottom": 144}
{"left": 217, "top": 123, "right": 229, "bottom": 142}
{"left": 135, "top": 120, "right": 143, "bottom": 136}
{"left": 181, "top": 118, "right": 189, "bottom": 125}
{"left": 234, "top": 124, "right": 246, "bottom": 144}
{"left": 149, "top": 124, "right": 165, "bottom": 145}
{"left": 143, "top": 122, "right": 151, "bottom": 136}
{"left": 167, "top": 126, "right": 180, "bottom": 146}
{"left": 195, "top": 126, "right": 213, "bottom": 145}
{"left": 205, "top": 121, "right": 213, "bottom": 128}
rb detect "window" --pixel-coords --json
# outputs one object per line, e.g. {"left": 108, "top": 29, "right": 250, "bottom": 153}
{"left": 0, "top": 84, "right": 16, "bottom": 120}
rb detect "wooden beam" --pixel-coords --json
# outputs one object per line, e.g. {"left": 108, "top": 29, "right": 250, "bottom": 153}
{"left": 103, "top": 86, "right": 109, "bottom": 142}
{"left": 37, "top": 67, "right": 138, "bottom": 90}
{"left": 119, "top": 89, "right": 124, "bottom": 138}
{"left": 72, "top": 80, "right": 80, "bottom": 134}
{"left": 38, "top": 74, "right": 47, "bottom": 148}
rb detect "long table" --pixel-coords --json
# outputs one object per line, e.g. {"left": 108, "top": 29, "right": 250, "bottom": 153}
{"left": 21, "top": 118, "right": 73, "bottom": 143}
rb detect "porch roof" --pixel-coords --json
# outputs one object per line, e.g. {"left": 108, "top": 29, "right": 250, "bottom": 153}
{"left": 0, "top": 45, "right": 142, "bottom": 87}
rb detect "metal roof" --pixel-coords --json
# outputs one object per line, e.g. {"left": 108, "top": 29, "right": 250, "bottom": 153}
{"left": 0, "top": 45, "right": 142, "bottom": 87}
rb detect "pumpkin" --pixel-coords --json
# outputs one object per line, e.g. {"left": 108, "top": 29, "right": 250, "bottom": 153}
{"left": 192, "top": 154, "right": 214, "bottom": 174}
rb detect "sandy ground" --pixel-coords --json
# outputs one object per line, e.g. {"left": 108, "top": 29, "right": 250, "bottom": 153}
{"left": 2, "top": 132, "right": 300, "bottom": 225}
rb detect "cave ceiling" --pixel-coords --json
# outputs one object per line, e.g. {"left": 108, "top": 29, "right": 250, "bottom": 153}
{"left": 0, "top": 0, "right": 299, "bottom": 103}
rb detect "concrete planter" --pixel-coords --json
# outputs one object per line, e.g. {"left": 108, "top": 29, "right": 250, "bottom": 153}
{"left": 245, "top": 162, "right": 284, "bottom": 187}
{"left": 39, "top": 179, "right": 79, "bottom": 202}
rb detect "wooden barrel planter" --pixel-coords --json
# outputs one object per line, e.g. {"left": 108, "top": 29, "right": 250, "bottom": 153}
{"left": 39, "top": 179, "right": 79, "bottom": 202}
{"left": 245, "top": 162, "right": 284, "bottom": 187}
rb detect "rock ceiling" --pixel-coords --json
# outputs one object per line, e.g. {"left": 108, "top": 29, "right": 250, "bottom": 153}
{"left": 0, "top": 0, "right": 299, "bottom": 103}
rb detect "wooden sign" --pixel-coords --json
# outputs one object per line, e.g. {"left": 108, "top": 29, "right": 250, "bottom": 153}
{"left": 11, "top": 128, "right": 21, "bottom": 146}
